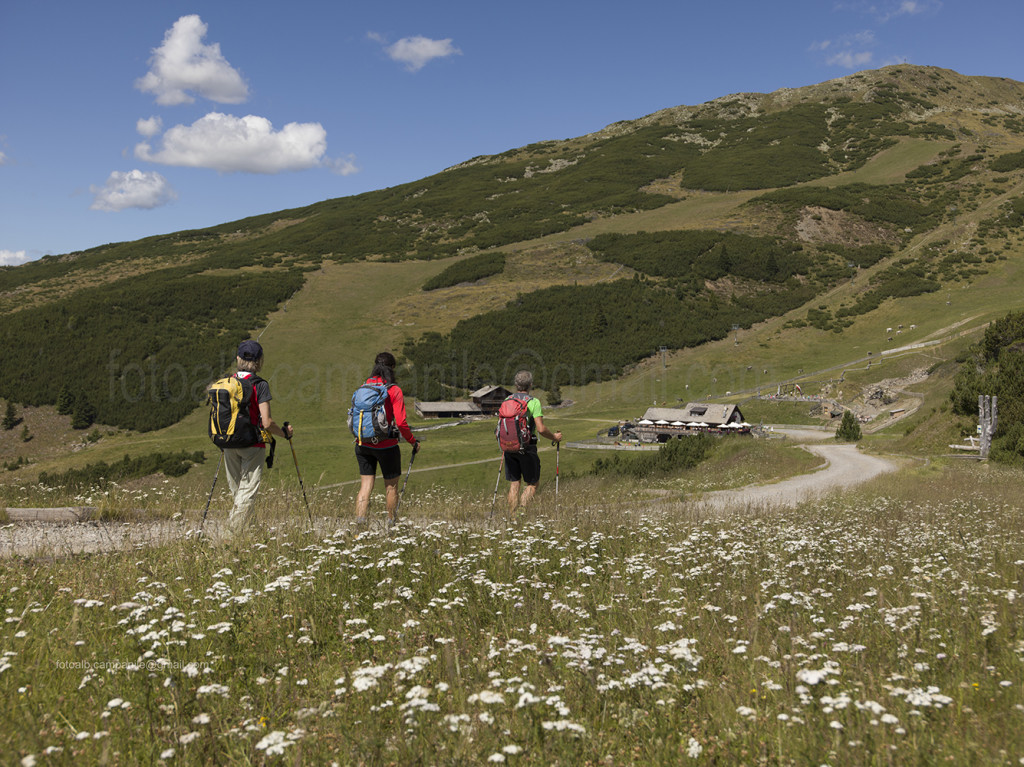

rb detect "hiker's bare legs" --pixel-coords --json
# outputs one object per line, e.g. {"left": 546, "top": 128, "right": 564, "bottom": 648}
{"left": 355, "top": 475, "right": 400, "bottom": 523}
{"left": 355, "top": 474, "right": 375, "bottom": 521}
{"left": 507, "top": 480, "right": 521, "bottom": 514}
{"left": 520, "top": 483, "right": 538, "bottom": 507}
{"left": 507, "top": 481, "right": 538, "bottom": 514}
{"left": 384, "top": 477, "right": 400, "bottom": 521}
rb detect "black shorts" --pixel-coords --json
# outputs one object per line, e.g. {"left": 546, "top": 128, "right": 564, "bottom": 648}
{"left": 355, "top": 444, "right": 402, "bottom": 480}
{"left": 504, "top": 444, "right": 540, "bottom": 485}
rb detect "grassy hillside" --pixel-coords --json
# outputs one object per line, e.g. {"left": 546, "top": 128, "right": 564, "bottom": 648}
{"left": 4, "top": 64, "right": 1024, "bottom": 497}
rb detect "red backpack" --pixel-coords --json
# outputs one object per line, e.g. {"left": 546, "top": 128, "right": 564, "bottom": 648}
{"left": 496, "top": 393, "right": 533, "bottom": 453}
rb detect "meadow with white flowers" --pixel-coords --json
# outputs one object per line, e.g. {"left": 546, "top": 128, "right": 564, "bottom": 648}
{"left": 3, "top": 461, "right": 1024, "bottom": 765}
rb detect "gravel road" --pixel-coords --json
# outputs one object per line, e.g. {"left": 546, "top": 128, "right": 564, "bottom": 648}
{"left": 691, "top": 427, "right": 899, "bottom": 511}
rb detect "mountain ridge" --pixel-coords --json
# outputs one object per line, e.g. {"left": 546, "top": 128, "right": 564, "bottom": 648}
{"left": 2, "top": 64, "right": 1024, "bottom": 441}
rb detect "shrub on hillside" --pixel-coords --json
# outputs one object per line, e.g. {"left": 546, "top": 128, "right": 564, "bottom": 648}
{"left": 586, "top": 433, "right": 716, "bottom": 479}
{"left": 990, "top": 150, "right": 1024, "bottom": 173}
{"left": 423, "top": 252, "right": 506, "bottom": 291}
{"left": 752, "top": 183, "right": 946, "bottom": 233}
{"left": 0, "top": 268, "right": 303, "bottom": 432}
{"left": 401, "top": 279, "right": 817, "bottom": 397}
{"left": 587, "top": 231, "right": 809, "bottom": 283}
{"left": 37, "top": 450, "right": 207, "bottom": 490}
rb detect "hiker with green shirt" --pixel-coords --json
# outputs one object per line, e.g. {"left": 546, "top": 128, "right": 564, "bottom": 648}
{"left": 501, "top": 369, "right": 562, "bottom": 514}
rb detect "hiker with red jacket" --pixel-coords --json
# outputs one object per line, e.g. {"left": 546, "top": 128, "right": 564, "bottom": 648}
{"left": 224, "top": 340, "right": 293, "bottom": 531}
{"left": 353, "top": 352, "right": 420, "bottom": 525}
{"left": 502, "top": 369, "right": 562, "bottom": 514}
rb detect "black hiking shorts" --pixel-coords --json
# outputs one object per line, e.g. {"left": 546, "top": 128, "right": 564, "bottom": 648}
{"left": 504, "top": 444, "right": 540, "bottom": 485}
{"left": 355, "top": 444, "right": 402, "bottom": 480}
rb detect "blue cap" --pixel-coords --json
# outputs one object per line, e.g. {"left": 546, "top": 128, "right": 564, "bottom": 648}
{"left": 237, "top": 339, "right": 263, "bottom": 361}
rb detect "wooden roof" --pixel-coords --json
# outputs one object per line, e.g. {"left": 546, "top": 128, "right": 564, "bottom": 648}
{"left": 640, "top": 403, "right": 743, "bottom": 426}
{"left": 470, "top": 385, "right": 511, "bottom": 399}
{"left": 415, "top": 401, "right": 482, "bottom": 413}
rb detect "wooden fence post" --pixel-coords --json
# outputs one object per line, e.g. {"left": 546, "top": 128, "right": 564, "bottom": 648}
{"left": 979, "top": 394, "right": 998, "bottom": 460}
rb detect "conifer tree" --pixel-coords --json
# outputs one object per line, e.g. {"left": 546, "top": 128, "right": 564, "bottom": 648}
{"left": 71, "top": 400, "right": 97, "bottom": 430}
{"left": 835, "top": 410, "right": 862, "bottom": 442}
{"left": 56, "top": 385, "right": 76, "bottom": 416}
{"left": 2, "top": 401, "right": 16, "bottom": 430}
{"left": 547, "top": 384, "right": 563, "bottom": 407}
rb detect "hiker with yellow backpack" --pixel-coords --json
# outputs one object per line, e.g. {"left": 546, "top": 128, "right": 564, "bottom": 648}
{"left": 207, "top": 340, "right": 293, "bottom": 532}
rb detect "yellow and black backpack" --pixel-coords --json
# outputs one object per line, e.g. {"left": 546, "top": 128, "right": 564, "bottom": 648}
{"left": 207, "top": 374, "right": 264, "bottom": 448}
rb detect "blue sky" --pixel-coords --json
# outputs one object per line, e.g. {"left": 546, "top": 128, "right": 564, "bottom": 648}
{"left": 2, "top": 0, "right": 1021, "bottom": 265}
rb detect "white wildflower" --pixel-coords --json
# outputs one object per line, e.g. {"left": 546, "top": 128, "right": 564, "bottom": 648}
{"left": 196, "top": 684, "right": 230, "bottom": 697}
{"left": 687, "top": 737, "right": 702, "bottom": 758}
{"left": 255, "top": 731, "right": 293, "bottom": 756}
{"left": 469, "top": 690, "right": 506, "bottom": 705}
{"left": 541, "top": 720, "right": 586, "bottom": 734}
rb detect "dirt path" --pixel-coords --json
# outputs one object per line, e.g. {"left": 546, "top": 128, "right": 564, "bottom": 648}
{"left": 2, "top": 429, "right": 901, "bottom": 557}
{"left": 690, "top": 427, "right": 900, "bottom": 511}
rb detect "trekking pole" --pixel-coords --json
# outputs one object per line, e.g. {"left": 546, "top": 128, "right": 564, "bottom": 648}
{"left": 200, "top": 449, "right": 224, "bottom": 534}
{"left": 489, "top": 453, "right": 505, "bottom": 519}
{"left": 395, "top": 443, "right": 418, "bottom": 519}
{"left": 284, "top": 423, "right": 313, "bottom": 527}
{"left": 552, "top": 440, "right": 560, "bottom": 512}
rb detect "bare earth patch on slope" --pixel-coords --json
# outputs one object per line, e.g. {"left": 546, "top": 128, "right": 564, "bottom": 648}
{"left": 795, "top": 206, "right": 902, "bottom": 247}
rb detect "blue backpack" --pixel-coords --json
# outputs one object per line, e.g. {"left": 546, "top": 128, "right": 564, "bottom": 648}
{"left": 348, "top": 382, "right": 398, "bottom": 444}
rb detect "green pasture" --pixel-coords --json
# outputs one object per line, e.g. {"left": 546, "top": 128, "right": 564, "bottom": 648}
{"left": 9, "top": 228, "right": 1024, "bottom": 502}
{"left": 9, "top": 105, "right": 1024, "bottom": 498}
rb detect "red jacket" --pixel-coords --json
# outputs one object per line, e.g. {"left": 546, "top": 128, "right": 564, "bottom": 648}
{"left": 362, "top": 376, "right": 416, "bottom": 449}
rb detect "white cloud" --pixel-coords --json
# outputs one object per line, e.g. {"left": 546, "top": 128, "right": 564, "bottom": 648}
{"left": 827, "top": 50, "right": 874, "bottom": 68}
{"left": 0, "top": 150, "right": 6, "bottom": 165}
{"left": 90, "top": 169, "right": 177, "bottom": 212}
{"left": 135, "top": 112, "right": 328, "bottom": 173}
{"left": 883, "top": 0, "right": 940, "bottom": 21}
{"left": 373, "top": 33, "right": 461, "bottom": 72}
{"left": 0, "top": 249, "right": 31, "bottom": 266}
{"left": 819, "top": 30, "right": 876, "bottom": 69}
{"left": 135, "top": 14, "right": 248, "bottom": 106}
{"left": 325, "top": 154, "right": 359, "bottom": 176}
{"left": 838, "top": 0, "right": 940, "bottom": 22}
{"left": 137, "top": 116, "right": 163, "bottom": 137}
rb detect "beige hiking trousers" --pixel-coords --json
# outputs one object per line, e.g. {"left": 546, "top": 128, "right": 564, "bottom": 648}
{"left": 223, "top": 445, "right": 265, "bottom": 531}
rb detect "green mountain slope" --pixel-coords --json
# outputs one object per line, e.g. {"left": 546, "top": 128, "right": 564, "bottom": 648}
{"left": 3, "top": 64, "right": 1024, "bottom": 438}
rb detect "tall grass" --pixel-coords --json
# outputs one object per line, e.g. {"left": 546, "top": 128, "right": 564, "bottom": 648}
{"left": 3, "top": 462, "right": 1023, "bottom": 764}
